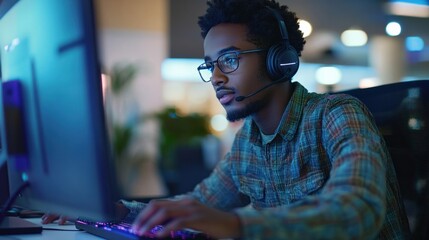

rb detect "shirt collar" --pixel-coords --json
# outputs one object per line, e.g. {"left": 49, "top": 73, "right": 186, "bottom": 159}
{"left": 277, "top": 81, "right": 308, "bottom": 141}
{"left": 247, "top": 81, "right": 308, "bottom": 144}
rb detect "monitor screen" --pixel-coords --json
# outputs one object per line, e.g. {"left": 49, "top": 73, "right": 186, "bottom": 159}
{"left": 0, "top": 0, "right": 119, "bottom": 221}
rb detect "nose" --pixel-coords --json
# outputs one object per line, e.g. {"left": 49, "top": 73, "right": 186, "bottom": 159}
{"left": 211, "top": 65, "right": 227, "bottom": 86}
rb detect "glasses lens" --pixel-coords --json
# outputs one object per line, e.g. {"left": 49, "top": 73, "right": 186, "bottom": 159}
{"left": 218, "top": 52, "right": 238, "bottom": 73}
{"left": 198, "top": 64, "right": 212, "bottom": 82}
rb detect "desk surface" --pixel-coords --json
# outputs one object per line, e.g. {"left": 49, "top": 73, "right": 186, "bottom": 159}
{"left": 0, "top": 217, "right": 103, "bottom": 240}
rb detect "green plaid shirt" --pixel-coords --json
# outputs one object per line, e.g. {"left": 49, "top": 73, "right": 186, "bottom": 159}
{"left": 190, "top": 82, "right": 411, "bottom": 239}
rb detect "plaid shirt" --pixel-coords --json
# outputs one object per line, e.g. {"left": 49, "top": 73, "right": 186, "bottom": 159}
{"left": 123, "top": 82, "right": 410, "bottom": 240}
{"left": 190, "top": 82, "right": 411, "bottom": 239}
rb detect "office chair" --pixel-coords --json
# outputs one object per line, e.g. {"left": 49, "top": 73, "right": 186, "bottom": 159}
{"left": 337, "top": 80, "right": 429, "bottom": 240}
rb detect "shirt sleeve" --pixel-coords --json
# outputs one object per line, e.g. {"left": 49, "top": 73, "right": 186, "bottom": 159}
{"left": 190, "top": 152, "right": 251, "bottom": 211}
{"left": 118, "top": 200, "right": 148, "bottom": 221}
{"left": 235, "top": 96, "right": 388, "bottom": 239}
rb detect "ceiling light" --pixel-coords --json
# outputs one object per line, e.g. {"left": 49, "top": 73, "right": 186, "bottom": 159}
{"left": 385, "top": 22, "right": 402, "bottom": 36}
{"left": 298, "top": 19, "right": 312, "bottom": 38}
{"left": 315, "top": 66, "right": 342, "bottom": 85}
{"left": 340, "top": 29, "right": 368, "bottom": 47}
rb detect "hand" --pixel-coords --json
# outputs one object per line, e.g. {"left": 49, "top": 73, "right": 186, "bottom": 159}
{"left": 41, "top": 214, "right": 70, "bottom": 225}
{"left": 131, "top": 198, "right": 242, "bottom": 239}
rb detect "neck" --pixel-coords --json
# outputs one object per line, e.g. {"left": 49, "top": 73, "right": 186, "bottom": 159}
{"left": 252, "top": 81, "right": 293, "bottom": 135}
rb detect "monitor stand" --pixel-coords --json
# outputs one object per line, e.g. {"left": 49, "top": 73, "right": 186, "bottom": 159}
{"left": 0, "top": 216, "right": 42, "bottom": 234}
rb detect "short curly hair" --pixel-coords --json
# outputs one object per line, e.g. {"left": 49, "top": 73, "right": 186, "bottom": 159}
{"left": 198, "top": 0, "right": 305, "bottom": 56}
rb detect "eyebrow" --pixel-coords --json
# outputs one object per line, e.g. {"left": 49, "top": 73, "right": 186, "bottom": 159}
{"left": 204, "top": 46, "right": 239, "bottom": 62}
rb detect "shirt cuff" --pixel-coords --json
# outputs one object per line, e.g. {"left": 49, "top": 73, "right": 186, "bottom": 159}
{"left": 118, "top": 199, "right": 147, "bottom": 220}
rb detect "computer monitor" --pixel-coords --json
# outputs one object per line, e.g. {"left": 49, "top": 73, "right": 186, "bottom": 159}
{"left": 0, "top": 0, "right": 119, "bottom": 221}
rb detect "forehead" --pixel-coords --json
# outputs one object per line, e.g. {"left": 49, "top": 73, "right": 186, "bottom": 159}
{"left": 203, "top": 23, "right": 256, "bottom": 58}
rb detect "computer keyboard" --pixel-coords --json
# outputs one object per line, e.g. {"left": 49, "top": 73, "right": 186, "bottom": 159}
{"left": 75, "top": 218, "right": 214, "bottom": 240}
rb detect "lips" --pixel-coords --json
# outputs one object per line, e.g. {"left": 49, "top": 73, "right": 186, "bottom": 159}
{"left": 216, "top": 88, "right": 235, "bottom": 105}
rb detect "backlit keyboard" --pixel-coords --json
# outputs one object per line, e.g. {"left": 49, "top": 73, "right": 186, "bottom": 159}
{"left": 75, "top": 218, "right": 214, "bottom": 240}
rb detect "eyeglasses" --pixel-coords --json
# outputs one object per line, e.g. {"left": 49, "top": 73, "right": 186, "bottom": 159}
{"left": 197, "top": 48, "right": 266, "bottom": 82}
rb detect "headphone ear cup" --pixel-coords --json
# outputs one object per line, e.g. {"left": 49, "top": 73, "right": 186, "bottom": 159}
{"left": 266, "top": 43, "right": 300, "bottom": 80}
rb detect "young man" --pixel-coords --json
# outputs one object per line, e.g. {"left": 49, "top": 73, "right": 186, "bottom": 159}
{"left": 126, "top": 0, "right": 411, "bottom": 239}
{"left": 44, "top": 0, "right": 411, "bottom": 239}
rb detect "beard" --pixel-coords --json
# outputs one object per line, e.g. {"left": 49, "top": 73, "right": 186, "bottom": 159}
{"left": 226, "top": 95, "right": 268, "bottom": 122}
{"left": 226, "top": 67, "right": 270, "bottom": 122}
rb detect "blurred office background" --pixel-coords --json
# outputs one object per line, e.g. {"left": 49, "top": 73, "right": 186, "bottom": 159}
{"left": 92, "top": 0, "right": 429, "bottom": 197}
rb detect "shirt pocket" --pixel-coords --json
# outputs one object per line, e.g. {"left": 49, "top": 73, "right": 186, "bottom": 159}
{"left": 285, "top": 170, "right": 326, "bottom": 203}
{"left": 238, "top": 176, "right": 265, "bottom": 208}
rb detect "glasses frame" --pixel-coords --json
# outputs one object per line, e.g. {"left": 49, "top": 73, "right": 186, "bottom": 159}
{"left": 197, "top": 48, "right": 266, "bottom": 82}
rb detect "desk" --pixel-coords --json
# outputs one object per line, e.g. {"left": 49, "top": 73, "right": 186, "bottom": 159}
{"left": 0, "top": 218, "right": 103, "bottom": 240}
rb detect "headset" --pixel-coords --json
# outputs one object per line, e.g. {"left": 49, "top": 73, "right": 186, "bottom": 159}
{"left": 265, "top": 6, "right": 300, "bottom": 81}
{"left": 235, "top": 6, "right": 301, "bottom": 102}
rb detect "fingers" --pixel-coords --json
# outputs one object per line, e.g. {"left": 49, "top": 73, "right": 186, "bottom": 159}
{"left": 138, "top": 206, "right": 184, "bottom": 237}
{"left": 131, "top": 200, "right": 159, "bottom": 233}
{"left": 58, "top": 216, "right": 69, "bottom": 225}
{"left": 132, "top": 200, "right": 172, "bottom": 235}
{"left": 41, "top": 214, "right": 71, "bottom": 225}
{"left": 131, "top": 198, "right": 196, "bottom": 237}
{"left": 135, "top": 199, "right": 242, "bottom": 239}
{"left": 41, "top": 214, "right": 59, "bottom": 224}
{"left": 155, "top": 217, "right": 190, "bottom": 237}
